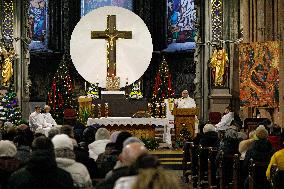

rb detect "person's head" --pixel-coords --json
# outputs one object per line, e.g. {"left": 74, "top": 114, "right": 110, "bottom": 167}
{"left": 132, "top": 167, "right": 182, "bottom": 189}
{"left": 35, "top": 105, "right": 41, "bottom": 113}
{"left": 60, "top": 125, "right": 74, "bottom": 139}
{"left": 82, "top": 125, "right": 98, "bottom": 145}
{"left": 123, "top": 137, "right": 144, "bottom": 147}
{"left": 181, "top": 90, "right": 189, "bottom": 98}
{"left": 224, "top": 106, "right": 232, "bottom": 114}
{"left": 2, "top": 125, "right": 17, "bottom": 141}
{"left": 13, "top": 135, "right": 30, "bottom": 147}
{"left": 119, "top": 142, "right": 147, "bottom": 166}
{"left": 95, "top": 128, "right": 110, "bottom": 141}
{"left": 0, "top": 140, "right": 17, "bottom": 157}
{"left": 110, "top": 131, "right": 121, "bottom": 143}
{"left": 44, "top": 105, "right": 51, "bottom": 113}
{"left": 255, "top": 125, "right": 268, "bottom": 140}
{"left": 133, "top": 153, "right": 160, "bottom": 170}
{"left": 32, "top": 136, "right": 54, "bottom": 152}
{"left": 48, "top": 127, "right": 60, "bottom": 139}
{"left": 115, "top": 131, "right": 132, "bottom": 152}
{"left": 52, "top": 134, "right": 75, "bottom": 159}
{"left": 203, "top": 124, "right": 216, "bottom": 133}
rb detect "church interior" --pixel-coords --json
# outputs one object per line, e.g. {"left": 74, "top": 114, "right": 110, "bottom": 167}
{"left": 0, "top": 0, "right": 284, "bottom": 188}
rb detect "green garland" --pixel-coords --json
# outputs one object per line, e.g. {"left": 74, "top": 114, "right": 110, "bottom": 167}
{"left": 141, "top": 137, "right": 159, "bottom": 150}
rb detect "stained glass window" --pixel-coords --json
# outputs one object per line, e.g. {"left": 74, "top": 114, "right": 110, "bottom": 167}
{"left": 28, "top": 0, "right": 48, "bottom": 50}
{"left": 2, "top": 0, "right": 14, "bottom": 48}
{"left": 166, "top": 0, "right": 196, "bottom": 52}
{"left": 211, "top": 0, "right": 223, "bottom": 42}
{"left": 81, "top": 0, "right": 133, "bottom": 17}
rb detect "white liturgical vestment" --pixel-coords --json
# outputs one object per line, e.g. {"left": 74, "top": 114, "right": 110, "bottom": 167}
{"left": 215, "top": 112, "right": 234, "bottom": 131}
{"left": 176, "top": 97, "right": 196, "bottom": 108}
{"left": 175, "top": 97, "right": 199, "bottom": 135}
{"left": 29, "top": 112, "right": 48, "bottom": 130}
{"left": 43, "top": 113, "right": 57, "bottom": 126}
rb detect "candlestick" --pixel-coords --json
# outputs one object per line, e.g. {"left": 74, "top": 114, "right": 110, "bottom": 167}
{"left": 84, "top": 82, "right": 87, "bottom": 91}
{"left": 97, "top": 104, "right": 101, "bottom": 118}
{"left": 104, "top": 103, "right": 109, "bottom": 118}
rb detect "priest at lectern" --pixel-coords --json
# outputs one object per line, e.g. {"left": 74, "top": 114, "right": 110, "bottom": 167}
{"left": 175, "top": 90, "right": 196, "bottom": 108}
{"left": 174, "top": 90, "right": 199, "bottom": 136}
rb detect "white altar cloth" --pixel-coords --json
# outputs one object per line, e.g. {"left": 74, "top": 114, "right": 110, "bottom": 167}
{"left": 87, "top": 117, "right": 169, "bottom": 126}
{"left": 87, "top": 117, "right": 174, "bottom": 146}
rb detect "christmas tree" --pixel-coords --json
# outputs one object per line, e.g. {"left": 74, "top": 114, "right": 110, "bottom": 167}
{"left": 152, "top": 57, "right": 174, "bottom": 101}
{"left": 0, "top": 86, "right": 22, "bottom": 125}
{"left": 47, "top": 54, "right": 76, "bottom": 124}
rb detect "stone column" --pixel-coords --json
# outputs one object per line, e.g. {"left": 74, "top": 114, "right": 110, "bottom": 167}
{"left": 208, "top": 0, "right": 233, "bottom": 115}
{"left": 14, "top": 0, "right": 30, "bottom": 120}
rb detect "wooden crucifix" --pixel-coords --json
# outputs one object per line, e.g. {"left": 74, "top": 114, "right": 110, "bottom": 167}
{"left": 91, "top": 15, "right": 132, "bottom": 78}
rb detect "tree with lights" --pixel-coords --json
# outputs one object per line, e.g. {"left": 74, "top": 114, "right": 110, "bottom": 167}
{"left": 47, "top": 54, "right": 76, "bottom": 124}
{"left": 152, "top": 57, "right": 175, "bottom": 101}
{"left": 0, "top": 86, "right": 22, "bottom": 125}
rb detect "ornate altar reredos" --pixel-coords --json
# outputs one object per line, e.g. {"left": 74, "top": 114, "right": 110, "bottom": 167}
{"left": 70, "top": 6, "right": 153, "bottom": 90}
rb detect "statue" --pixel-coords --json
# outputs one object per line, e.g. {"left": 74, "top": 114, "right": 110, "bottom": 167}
{"left": 210, "top": 48, "right": 228, "bottom": 86}
{"left": 0, "top": 46, "right": 14, "bottom": 87}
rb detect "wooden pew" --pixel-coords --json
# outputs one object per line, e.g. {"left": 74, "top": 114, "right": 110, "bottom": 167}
{"left": 197, "top": 145, "right": 209, "bottom": 188}
{"left": 208, "top": 147, "right": 218, "bottom": 189}
{"left": 232, "top": 154, "right": 240, "bottom": 189}
{"left": 187, "top": 142, "right": 198, "bottom": 188}
{"left": 248, "top": 159, "right": 270, "bottom": 189}
{"left": 270, "top": 164, "right": 284, "bottom": 189}
{"left": 182, "top": 141, "right": 192, "bottom": 182}
{"left": 217, "top": 151, "right": 239, "bottom": 189}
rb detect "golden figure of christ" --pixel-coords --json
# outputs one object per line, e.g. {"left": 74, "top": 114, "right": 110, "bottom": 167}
{"left": 91, "top": 15, "right": 132, "bottom": 78}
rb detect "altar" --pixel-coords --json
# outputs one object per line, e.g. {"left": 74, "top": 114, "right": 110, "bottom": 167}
{"left": 87, "top": 117, "right": 174, "bottom": 144}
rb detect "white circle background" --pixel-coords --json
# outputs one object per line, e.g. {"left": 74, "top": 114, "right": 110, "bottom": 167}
{"left": 70, "top": 6, "right": 153, "bottom": 88}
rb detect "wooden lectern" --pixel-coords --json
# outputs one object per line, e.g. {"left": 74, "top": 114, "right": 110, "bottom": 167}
{"left": 172, "top": 108, "right": 198, "bottom": 140}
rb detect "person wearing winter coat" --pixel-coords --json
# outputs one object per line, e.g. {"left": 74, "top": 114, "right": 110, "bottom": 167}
{"left": 199, "top": 124, "right": 219, "bottom": 147}
{"left": 52, "top": 134, "right": 93, "bottom": 189}
{"left": 243, "top": 126, "right": 274, "bottom": 189}
{"left": 0, "top": 140, "right": 20, "bottom": 189}
{"left": 8, "top": 136, "right": 74, "bottom": 189}
{"left": 88, "top": 128, "right": 110, "bottom": 161}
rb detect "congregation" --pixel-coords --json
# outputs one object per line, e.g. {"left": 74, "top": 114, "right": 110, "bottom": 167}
{"left": 0, "top": 118, "right": 182, "bottom": 189}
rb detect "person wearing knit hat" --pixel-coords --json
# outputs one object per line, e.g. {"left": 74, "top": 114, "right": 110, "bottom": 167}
{"left": 8, "top": 136, "right": 74, "bottom": 189}
{"left": 52, "top": 134, "right": 93, "bottom": 189}
{"left": 255, "top": 125, "right": 269, "bottom": 139}
{"left": 88, "top": 128, "right": 111, "bottom": 161}
{"left": 203, "top": 124, "right": 216, "bottom": 133}
{"left": 0, "top": 140, "right": 20, "bottom": 188}
{"left": 0, "top": 140, "right": 17, "bottom": 157}
{"left": 243, "top": 126, "right": 274, "bottom": 186}
{"left": 200, "top": 124, "right": 219, "bottom": 147}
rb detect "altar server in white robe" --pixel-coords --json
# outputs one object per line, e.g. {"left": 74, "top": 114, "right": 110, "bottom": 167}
{"left": 175, "top": 90, "right": 196, "bottom": 108}
{"left": 29, "top": 105, "right": 49, "bottom": 131}
{"left": 215, "top": 106, "right": 234, "bottom": 131}
{"left": 43, "top": 105, "right": 57, "bottom": 126}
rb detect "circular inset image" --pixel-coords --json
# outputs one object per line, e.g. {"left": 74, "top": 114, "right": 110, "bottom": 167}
{"left": 70, "top": 6, "right": 153, "bottom": 88}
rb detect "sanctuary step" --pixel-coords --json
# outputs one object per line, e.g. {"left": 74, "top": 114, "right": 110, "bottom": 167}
{"left": 150, "top": 150, "right": 186, "bottom": 170}
{"left": 93, "top": 92, "right": 147, "bottom": 117}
